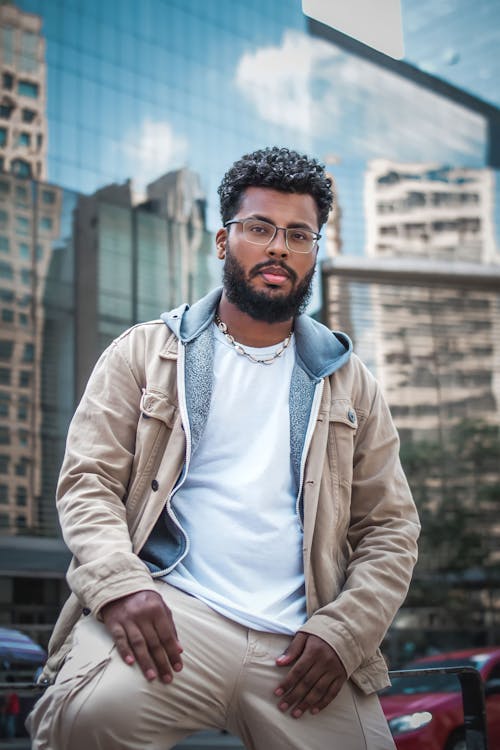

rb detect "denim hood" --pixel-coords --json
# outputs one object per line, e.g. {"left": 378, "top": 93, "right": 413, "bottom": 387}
{"left": 161, "top": 286, "right": 352, "bottom": 381}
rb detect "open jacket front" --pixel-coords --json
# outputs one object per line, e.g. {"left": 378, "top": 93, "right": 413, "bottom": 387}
{"left": 40, "top": 288, "right": 420, "bottom": 694}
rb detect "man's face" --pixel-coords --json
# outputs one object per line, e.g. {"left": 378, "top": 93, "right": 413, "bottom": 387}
{"left": 216, "top": 187, "right": 319, "bottom": 323}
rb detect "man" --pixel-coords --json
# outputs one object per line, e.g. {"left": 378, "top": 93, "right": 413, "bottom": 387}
{"left": 28, "top": 147, "right": 419, "bottom": 749}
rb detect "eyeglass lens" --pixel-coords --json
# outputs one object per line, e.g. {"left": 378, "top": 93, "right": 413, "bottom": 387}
{"left": 242, "top": 219, "right": 316, "bottom": 253}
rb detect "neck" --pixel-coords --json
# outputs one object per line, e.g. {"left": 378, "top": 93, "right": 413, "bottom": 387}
{"left": 217, "top": 292, "right": 293, "bottom": 347}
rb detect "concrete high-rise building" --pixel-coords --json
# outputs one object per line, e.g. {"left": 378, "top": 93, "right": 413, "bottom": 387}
{"left": 365, "top": 160, "right": 496, "bottom": 264}
{"left": 0, "top": 3, "right": 47, "bottom": 180}
{"left": 0, "top": 171, "right": 62, "bottom": 536}
{"left": 357, "top": 160, "right": 500, "bottom": 438}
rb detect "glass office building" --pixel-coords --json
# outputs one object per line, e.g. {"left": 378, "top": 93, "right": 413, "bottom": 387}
{"left": 0, "top": 0, "right": 499, "bottom": 653}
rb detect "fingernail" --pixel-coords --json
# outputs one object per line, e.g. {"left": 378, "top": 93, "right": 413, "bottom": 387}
{"left": 173, "top": 662, "right": 182, "bottom": 672}
{"left": 311, "top": 707, "right": 320, "bottom": 715}
{"left": 274, "top": 688, "right": 284, "bottom": 696}
{"left": 278, "top": 702, "right": 289, "bottom": 712}
{"left": 276, "top": 655, "right": 286, "bottom": 663}
{"left": 146, "top": 669, "right": 157, "bottom": 681}
{"left": 125, "top": 655, "right": 134, "bottom": 665}
{"left": 162, "top": 673, "right": 172, "bottom": 684}
{"left": 293, "top": 709, "right": 303, "bottom": 719}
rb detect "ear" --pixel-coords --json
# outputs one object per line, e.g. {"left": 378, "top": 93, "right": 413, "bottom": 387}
{"left": 216, "top": 228, "right": 227, "bottom": 259}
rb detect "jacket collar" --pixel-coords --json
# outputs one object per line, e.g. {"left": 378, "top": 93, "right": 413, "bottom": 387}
{"left": 161, "top": 287, "right": 352, "bottom": 381}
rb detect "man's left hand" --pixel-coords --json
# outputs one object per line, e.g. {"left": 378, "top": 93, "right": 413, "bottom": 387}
{"left": 274, "top": 633, "right": 347, "bottom": 718}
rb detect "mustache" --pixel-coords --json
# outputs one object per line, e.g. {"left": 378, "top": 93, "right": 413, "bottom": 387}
{"left": 249, "top": 260, "right": 297, "bottom": 283}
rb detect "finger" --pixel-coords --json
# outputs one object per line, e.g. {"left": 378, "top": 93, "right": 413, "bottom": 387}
{"left": 276, "top": 632, "right": 307, "bottom": 667}
{"left": 154, "top": 609, "right": 183, "bottom": 675}
{"left": 144, "top": 628, "right": 177, "bottom": 684}
{"left": 310, "top": 677, "right": 346, "bottom": 715}
{"left": 107, "top": 622, "right": 136, "bottom": 667}
{"left": 290, "top": 673, "right": 336, "bottom": 718}
{"left": 274, "top": 653, "right": 310, "bottom": 698}
{"left": 277, "top": 663, "right": 323, "bottom": 711}
{"left": 125, "top": 623, "right": 162, "bottom": 681}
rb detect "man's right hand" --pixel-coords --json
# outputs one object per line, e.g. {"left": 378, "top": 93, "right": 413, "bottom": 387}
{"left": 101, "top": 590, "right": 183, "bottom": 683}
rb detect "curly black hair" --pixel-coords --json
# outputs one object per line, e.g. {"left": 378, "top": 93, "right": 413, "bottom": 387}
{"left": 217, "top": 146, "right": 333, "bottom": 228}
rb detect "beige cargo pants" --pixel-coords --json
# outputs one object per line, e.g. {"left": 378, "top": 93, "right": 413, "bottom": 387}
{"left": 28, "top": 582, "right": 395, "bottom": 750}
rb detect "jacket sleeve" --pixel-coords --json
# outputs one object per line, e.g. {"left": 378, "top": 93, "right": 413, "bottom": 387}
{"left": 56, "top": 337, "right": 159, "bottom": 616}
{"left": 299, "top": 365, "right": 420, "bottom": 679}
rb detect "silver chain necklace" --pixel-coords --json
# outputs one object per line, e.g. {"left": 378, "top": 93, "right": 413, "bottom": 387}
{"left": 214, "top": 315, "right": 293, "bottom": 366}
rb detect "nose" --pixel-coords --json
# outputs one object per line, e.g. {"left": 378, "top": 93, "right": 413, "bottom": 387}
{"left": 266, "top": 227, "right": 289, "bottom": 259}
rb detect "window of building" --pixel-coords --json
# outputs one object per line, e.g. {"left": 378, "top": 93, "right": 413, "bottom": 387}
{"left": 17, "top": 80, "right": 39, "bottom": 98}
{"left": 15, "top": 458, "right": 29, "bottom": 476}
{"left": 19, "top": 370, "right": 31, "bottom": 388}
{"left": 15, "top": 216, "right": 29, "bottom": 235}
{"left": 0, "top": 514, "right": 9, "bottom": 529}
{"left": 2, "top": 72, "right": 14, "bottom": 90}
{"left": 1, "top": 309, "right": 14, "bottom": 324}
{"left": 0, "top": 180, "right": 10, "bottom": 195}
{"left": 0, "top": 127, "right": 7, "bottom": 147}
{"left": 0, "top": 485, "right": 8, "bottom": 503}
{"left": 17, "top": 396, "right": 28, "bottom": 421}
{"left": 15, "top": 487, "right": 27, "bottom": 506}
{"left": 0, "top": 392, "right": 9, "bottom": 417}
{"left": 18, "top": 430, "right": 29, "bottom": 446}
{"left": 0, "top": 104, "right": 13, "bottom": 119}
{"left": 41, "top": 190, "right": 55, "bottom": 205}
{"left": 0, "top": 368, "right": 10, "bottom": 386}
{"left": 36, "top": 134, "right": 43, "bottom": 150}
{"left": 0, "top": 209, "right": 7, "bottom": 225}
{"left": 0, "top": 157, "right": 3, "bottom": 171}
{"left": 15, "top": 185, "right": 28, "bottom": 203}
{"left": 21, "top": 108, "right": 36, "bottom": 123}
{"left": 11, "top": 160, "right": 31, "bottom": 178}
{"left": 18, "top": 312, "right": 28, "bottom": 326}
{"left": 20, "top": 268, "right": 32, "bottom": 286}
{"left": 0, "top": 340, "right": 14, "bottom": 360}
{"left": 35, "top": 244, "right": 43, "bottom": 260}
{"left": 0, "top": 289, "right": 13, "bottom": 303}
{"left": 0, "top": 236, "right": 9, "bottom": 253}
{"left": 0, "top": 455, "right": 8, "bottom": 474}
{"left": 0, "top": 262, "right": 13, "bottom": 280}
{"left": 17, "top": 132, "right": 31, "bottom": 148}
{"left": 18, "top": 293, "right": 31, "bottom": 307}
{"left": 39, "top": 216, "right": 52, "bottom": 231}
{"left": 19, "top": 242, "right": 30, "bottom": 259}
{"left": 0, "top": 427, "right": 10, "bottom": 445}
{"left": 22, "top": 343, "right": 34, "bottom": 362}
{"left": 16, "top": 514, "right": 26, "bottom": 529}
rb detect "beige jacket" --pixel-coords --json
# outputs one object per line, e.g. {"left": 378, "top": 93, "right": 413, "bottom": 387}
{"left": 40, "top": 290, "right": 420, "bottom": 694}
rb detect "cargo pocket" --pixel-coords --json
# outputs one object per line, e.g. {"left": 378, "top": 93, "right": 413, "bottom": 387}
{"left": 27, "top": 617, "right": 115, "bottom": 748}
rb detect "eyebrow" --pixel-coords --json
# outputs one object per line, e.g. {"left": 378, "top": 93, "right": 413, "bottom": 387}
{"left": 247, "top": 213, "right": 318, "bottom": 233}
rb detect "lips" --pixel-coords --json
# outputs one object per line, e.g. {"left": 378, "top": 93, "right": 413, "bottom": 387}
{"left": 259, "top": 266, "right": 291, "bottom": 285}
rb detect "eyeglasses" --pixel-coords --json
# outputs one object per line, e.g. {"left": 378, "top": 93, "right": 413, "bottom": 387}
{"left": 224, "top": 218, "right": 321, "bottom": 254}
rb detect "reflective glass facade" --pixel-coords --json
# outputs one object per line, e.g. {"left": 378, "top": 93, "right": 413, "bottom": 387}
{"left": 0, "top": 0, "right": 499, "bottom": 658}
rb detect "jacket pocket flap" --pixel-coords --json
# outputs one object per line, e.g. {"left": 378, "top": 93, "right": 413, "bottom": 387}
{"left": 140, "top": 389, "right": 177, "bottom": 426}
{"left": 329, "top": 400, "right": 358, "bottom": 429}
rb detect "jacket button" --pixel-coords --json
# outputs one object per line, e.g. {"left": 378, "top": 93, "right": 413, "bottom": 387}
{"left": 347, "top": 408, "right": 356, "bottom": 424}
{"left": 82, "top": 607, "right": 91, "bottom": 616}
{"left": 151, "top": 479, "right": 159, "bottom": 491}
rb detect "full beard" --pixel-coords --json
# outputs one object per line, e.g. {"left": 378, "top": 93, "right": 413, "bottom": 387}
{"left": 222, "top": 246, "right": 316, "bottom": 324}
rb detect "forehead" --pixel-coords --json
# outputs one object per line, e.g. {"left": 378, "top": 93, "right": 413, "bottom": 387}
{"left": 236, "top": 187, "right": 319, "bottom": 229}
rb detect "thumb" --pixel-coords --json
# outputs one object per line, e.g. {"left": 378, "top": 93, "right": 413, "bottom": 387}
{"left": 276, "top": 632, "right": 307, "bottom": 666}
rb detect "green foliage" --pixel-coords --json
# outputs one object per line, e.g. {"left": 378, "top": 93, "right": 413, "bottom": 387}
{"left": 400, "top": 419, "right": 500, "bottom": 575}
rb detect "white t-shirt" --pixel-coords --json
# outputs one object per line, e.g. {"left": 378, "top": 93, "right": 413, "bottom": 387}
{"left": 165, "top": 323, "right": 307, "bottom": 634}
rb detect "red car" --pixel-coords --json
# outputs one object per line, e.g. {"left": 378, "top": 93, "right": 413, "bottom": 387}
{"left": 379, "top": 648, "right": 500, "bottom": 750}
